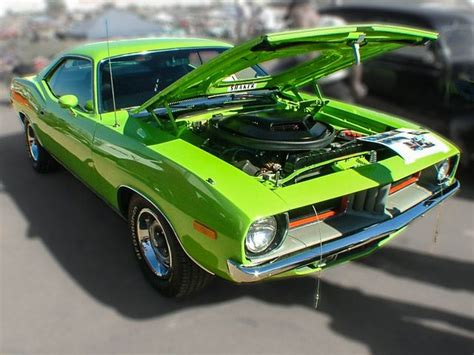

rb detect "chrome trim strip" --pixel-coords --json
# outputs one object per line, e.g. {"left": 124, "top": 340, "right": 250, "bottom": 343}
{"left": 117, "top": 185, "right": 215, "bottom": 275}
{"left": 227, "top": 180, "right": 460, "bottom": 283}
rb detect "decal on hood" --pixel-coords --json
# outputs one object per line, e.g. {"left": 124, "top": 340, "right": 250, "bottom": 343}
{"left": 359, "top": 129, "right": 449, "bottom": 163}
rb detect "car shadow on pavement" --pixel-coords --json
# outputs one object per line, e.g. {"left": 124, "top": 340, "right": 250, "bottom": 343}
{"left": 1, "top": 132, "right": 473, "bottom": 355}
{"left": 207, "top": 278, "right": 474, "bottom": 355}
{"left": 356, "top": 246, "right": 474, "bottom": 292}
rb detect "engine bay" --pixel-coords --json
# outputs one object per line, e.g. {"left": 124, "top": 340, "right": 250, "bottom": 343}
{"left": 190, "top": 108, "right": 392, "bottom": 185}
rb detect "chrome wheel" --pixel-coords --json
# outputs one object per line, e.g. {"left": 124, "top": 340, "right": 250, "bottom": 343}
{"left": 136, "top": 208, "right": 172, "bottom": 278}
{"left": 26, "top": 124, "right": 39, "bottom": 162}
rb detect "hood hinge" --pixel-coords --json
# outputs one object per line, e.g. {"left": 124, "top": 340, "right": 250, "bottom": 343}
{"left": 349, "top": 34, "right": 366, "bottom": 66}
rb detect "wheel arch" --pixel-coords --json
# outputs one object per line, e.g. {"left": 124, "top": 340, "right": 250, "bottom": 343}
{"left": 18, "top": 111, "right": 26, "bottom": 126}
{"left": 22, "top": 114, "right": 46, "bottom": 146}
{"left": 116, "top": 185, "right": 215, "bottom": 276}
{"left": 117, "top": 185, "right": 136, "bottom": 218}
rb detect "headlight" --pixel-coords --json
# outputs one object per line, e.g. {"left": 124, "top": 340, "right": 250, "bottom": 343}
{"left": 245, "top": 216, "right": 278, "bottom": 254}
{"left": 436, "top": 159, "right": 450, "bottom": 183}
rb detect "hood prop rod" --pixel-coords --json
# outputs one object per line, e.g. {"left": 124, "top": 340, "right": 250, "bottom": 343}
{"left": 149, "top": 110, "right": 163, "bottom": 128}
{"left": 312, "top": 80, "right": 324, "bottom": 105}
{"left": 164, "top": 102, "right": 178, "bottom": 135}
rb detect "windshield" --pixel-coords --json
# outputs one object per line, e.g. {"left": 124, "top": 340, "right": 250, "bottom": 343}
{"left": 440, "top": 24, "right": 474, "bottom": 61}
{"left": 99, "top": 47, "right": 266, "bottom": 112}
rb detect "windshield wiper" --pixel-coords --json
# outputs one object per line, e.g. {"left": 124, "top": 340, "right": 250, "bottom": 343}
{"left": 168, "top": 90, "right": 276, "bottom": 110}
{"left": 139, "top": 90, "right": 277, "bottom": 121}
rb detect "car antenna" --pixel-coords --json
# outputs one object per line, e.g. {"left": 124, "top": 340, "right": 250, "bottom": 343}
{"left": 105, "top": 19, "right": 119, "bottom": 127}
{"left": 312, "top": 204, "right": 325, "bottom": 310}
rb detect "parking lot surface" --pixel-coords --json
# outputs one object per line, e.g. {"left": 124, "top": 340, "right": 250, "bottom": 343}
{"left": 1, "top": 101, "right": 473, "bottom": 355}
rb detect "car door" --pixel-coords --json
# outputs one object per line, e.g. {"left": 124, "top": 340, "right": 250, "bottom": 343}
{"left": 41, "top": 56, "right": 98, "bottom": 182}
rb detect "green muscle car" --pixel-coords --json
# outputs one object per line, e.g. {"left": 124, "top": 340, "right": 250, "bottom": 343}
{"left": 11, "top": 25, "right": 460, "bottom": 297}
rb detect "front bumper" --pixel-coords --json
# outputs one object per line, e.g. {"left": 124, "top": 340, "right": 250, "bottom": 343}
{"left": 227, "top": 180, "right": 460, "bottom": 283}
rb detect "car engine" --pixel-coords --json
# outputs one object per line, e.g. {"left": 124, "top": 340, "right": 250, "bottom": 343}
{"left": 191, "top": 108, "right": 384, "bottom": 185}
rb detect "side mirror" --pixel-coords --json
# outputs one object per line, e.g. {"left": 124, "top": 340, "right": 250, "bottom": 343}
{"left": 59, "top": 95, "right": 78, "bottom": 109}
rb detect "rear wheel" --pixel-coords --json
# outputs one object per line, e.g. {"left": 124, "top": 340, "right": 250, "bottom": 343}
{"left": 128, "top": 195, "right": 213, "bottom": 297}
{"left": 24, "top": 119, "right": 56, "bottom": 173}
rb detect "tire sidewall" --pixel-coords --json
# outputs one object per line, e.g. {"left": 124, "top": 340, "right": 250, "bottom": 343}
{"left": 25, "top": 120, "right": 41, "bottom": 170}
{"left": 24, "top": 119, "right": 55, "bottom": 172}
{"left": 128, "top": 196, "right": 182, "bottom": 293}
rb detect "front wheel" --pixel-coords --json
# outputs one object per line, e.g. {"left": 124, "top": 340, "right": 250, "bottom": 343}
{"left": 24, "top": 119, "right": 57, "bottom": 173}
{"left": 128, "top": 195, "right": 213, "bottom": 297}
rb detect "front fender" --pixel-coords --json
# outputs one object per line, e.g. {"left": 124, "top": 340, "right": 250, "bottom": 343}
{"left": 92, "top": 121, "right": 288, "bottom": 279}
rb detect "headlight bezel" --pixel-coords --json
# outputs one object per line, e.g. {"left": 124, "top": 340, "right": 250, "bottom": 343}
{"left": 245, "top": 214, "right": 288, "bottom": 257}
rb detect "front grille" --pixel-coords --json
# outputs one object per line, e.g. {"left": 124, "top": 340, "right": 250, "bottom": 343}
{"left": 350, "top": 184, "right": 390, "bottom": 214}
{"left": 288, "top": 185, "right": 391, "bottom": 229}
{"left": 287, "top": 171, "right": 429, "bottom": 229}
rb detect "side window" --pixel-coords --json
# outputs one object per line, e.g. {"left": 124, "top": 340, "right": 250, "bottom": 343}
{"left": 46, "top": 58, "right": 93, "bottom": 111}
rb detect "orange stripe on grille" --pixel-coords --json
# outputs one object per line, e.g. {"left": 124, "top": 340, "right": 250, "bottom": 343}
{"left": 389, "top": 173, "right": 420, "bottom": 194}
{"left": 289, "top": 209, "right": 338, "bottom": 228}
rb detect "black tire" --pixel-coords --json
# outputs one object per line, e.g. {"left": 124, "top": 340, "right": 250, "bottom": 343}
{"left": 128, "top": 194, "right": 213, "bottom": 297}
{"left": 24, "top": 119, "right": 57, "bottom": 173}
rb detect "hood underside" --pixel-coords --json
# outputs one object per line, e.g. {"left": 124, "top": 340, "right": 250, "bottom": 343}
{"left": 133, "top": 24, "right": 437, "bottom": 113}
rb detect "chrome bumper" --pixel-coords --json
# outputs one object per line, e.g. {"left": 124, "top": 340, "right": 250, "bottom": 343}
{"left": 227, "top": 180, "right": 460, "bottom": 283}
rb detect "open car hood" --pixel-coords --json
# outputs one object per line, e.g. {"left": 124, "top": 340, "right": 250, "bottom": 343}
{"left": 133, "top": 24, "right": 437, "bottom": 113}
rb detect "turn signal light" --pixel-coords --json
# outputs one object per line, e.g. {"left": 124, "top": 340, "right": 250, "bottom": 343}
{"left": 193, "top": 221, "right": 217, "bottom": 239}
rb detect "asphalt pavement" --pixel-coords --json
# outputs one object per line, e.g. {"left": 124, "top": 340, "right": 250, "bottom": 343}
{"left": 1, "top": 99, "right": 473, "bottom": 355}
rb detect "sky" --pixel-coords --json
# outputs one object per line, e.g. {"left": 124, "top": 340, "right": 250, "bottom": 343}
{"left": 0, "top": 0, "right": 217, "bottom": 16}
{"left": 2, "top": 0, "right": 471, "bottom": 16}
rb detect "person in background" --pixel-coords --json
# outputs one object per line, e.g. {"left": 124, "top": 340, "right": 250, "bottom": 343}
{"left": 251, "top": 3, "right": 281, "bottom": 36}
{"left": 285, "top": 0, "right": 368, "bottom": 101}
{"left": 234, "top": 0, "right": 253, "bottom": 41}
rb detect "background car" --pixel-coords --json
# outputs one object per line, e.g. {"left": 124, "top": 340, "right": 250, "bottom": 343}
{"left": 321, "top": 4, "right": 474, "bottom": 166}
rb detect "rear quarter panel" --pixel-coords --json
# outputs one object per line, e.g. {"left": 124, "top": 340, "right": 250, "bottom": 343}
{"left": 11, "top": 77, "right": 45, "bottom": 135}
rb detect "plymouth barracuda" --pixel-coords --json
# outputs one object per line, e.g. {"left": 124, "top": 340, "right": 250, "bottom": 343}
{"left": 11, "top": 25, "right": 460, "bottom": 297}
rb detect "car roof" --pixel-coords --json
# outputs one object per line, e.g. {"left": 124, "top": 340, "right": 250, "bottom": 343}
{"left": 321, "top": 4, "right": 474, "bottom": 29}
{"left": 67, "top": 37, "right": 233, "bottom": 62}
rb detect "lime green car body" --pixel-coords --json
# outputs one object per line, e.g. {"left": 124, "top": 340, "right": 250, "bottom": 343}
{"left": 11, "top": 25, "right": 460, "bottom": 282}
